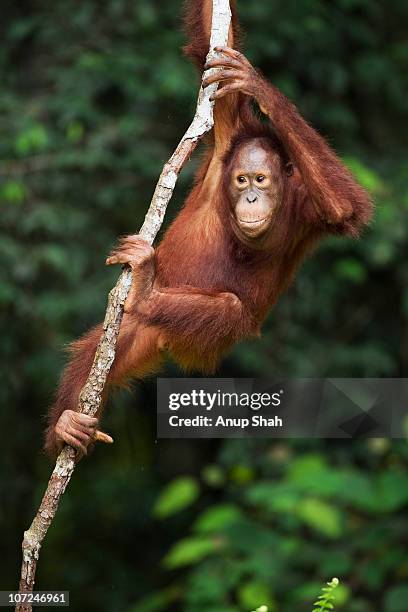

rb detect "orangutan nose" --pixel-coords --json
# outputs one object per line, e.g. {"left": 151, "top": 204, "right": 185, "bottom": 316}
{"left": 246, "top": 192, "right": 258, "bottom": 204}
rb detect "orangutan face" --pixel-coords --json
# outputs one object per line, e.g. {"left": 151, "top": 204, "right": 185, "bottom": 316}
{"left": 229, "top": 139, "right": 288, "bottom": 238}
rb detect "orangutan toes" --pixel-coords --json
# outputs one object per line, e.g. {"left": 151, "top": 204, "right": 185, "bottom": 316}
{"left": 54, "top": 409, "right": 113, "bottom": 459}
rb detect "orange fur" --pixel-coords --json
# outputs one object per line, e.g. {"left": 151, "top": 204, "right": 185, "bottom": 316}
{"left": 44, "top": 0, "right": 372, "bottom": 458}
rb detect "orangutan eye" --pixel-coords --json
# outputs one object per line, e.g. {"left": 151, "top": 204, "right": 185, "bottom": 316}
{"left": 256, "top": 175, "right": 265, "bottom": 183}
{"left": 237, "top": 175, "right": 247, "bottom": 184}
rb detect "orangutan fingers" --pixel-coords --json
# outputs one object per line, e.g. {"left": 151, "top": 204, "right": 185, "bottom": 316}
{"left": 204, "top": 56, "right": 243, "bottom": 71}
{"left": 210, "top": 81, "right": 244, "bottom": 101}
{"left": 214, "top": 46, "right": 250, "bottom": 66}
{"left": 203, "top": 69, "right": 243, "bottom": 88}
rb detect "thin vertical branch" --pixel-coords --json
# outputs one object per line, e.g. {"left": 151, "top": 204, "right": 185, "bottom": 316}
{"left": 16, "top": 2, "right": 232, "bottom": 609}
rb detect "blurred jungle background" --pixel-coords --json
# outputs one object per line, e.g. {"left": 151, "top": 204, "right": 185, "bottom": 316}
{"left": 1, "top": 0, "right": 407, "bottom": 610}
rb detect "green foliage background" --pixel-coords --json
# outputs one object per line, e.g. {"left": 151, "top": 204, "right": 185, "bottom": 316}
{"left": 0, "top": 1, "right": 407, "bottom": 610}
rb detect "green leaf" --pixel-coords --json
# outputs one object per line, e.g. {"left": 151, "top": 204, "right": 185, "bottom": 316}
{"left": 153, "top": 476, "right": 199, "bottom": 518}
{"left": 287, "top": 454, "right": 328, "bottom": 483}
{"left": 193, "top": 504, "right": 242, "bottom": 533}
{"left": 296, "top": 498, "right": 343, "bottom": 538}
{"left": 287, "top": 454, "right": 342, "bottom": 496}
{"left": 163, "top": 536, "right": 219, "bottom": 569}
{"left": 245, "top": 482, "right": 300, "bottom": 513}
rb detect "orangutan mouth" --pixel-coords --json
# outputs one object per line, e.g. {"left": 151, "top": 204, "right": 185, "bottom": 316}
{"left": 237, "top": 216, "right": 270, "bottom": 230}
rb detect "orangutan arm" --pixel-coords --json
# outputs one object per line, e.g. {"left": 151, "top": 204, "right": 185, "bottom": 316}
{"left": 204, "top": 47, "right": 373, "bottom": 236}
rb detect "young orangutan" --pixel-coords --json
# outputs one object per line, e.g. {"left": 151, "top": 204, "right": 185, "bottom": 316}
{"left": 44, "top": 0, "right": 372, "bottom": 458}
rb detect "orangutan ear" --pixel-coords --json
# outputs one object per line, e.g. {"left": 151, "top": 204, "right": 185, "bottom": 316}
{"left": 285, "top": 162, "right": 294, "bottom": 177}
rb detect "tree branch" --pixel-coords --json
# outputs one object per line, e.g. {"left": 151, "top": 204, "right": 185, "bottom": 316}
{"left": 16, "top": 2, "right": 232, "bottom": 609}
